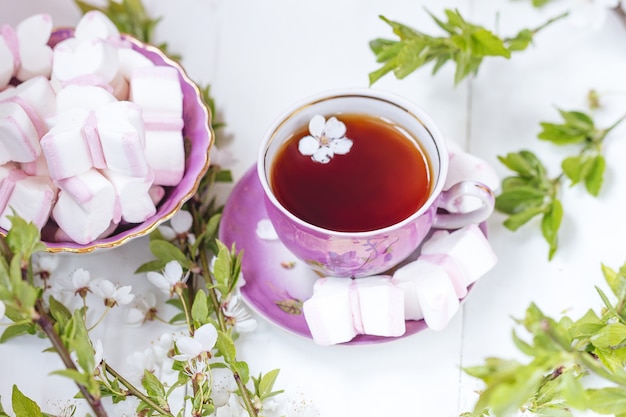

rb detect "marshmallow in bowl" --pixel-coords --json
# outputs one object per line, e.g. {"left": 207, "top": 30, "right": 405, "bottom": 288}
{"left": 303, "top": 276, "right": 405, "bottom": 345}
{"left": 0, "top": 174, "right": 57, "bottom": 231}
{"left": 53, "top": 169, "right": 116, "bottom": 244}
{"left": 40, "top": 109, "right": 93, "bottom": 180}
{"left": 0, "top": 12, "right": 190, "bottom": 245}
{"left": 14, "top": 14, "right": 54, "bottom": 82}
{"left": 0, "top": 101, "right": 40, "bottom": 164}
{"left": 102, "top": 169, "right": 156, "bottom": 223}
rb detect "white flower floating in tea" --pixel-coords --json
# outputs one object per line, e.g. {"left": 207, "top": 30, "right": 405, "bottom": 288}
{"left": 298, "top": 114, "right": 353, "bottom": 163}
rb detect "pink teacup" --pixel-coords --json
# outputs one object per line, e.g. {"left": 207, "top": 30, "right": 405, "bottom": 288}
{"left": 257, "top": 89, "right": 494, "bottom": 278}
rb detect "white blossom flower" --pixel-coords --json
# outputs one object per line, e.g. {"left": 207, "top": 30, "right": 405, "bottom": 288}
{"left": 0, "top": 300, "right": 5, "bottom": 320}
{"left": 125, "top": 348, "right": 158, "bottom": 386}
{"left": 210, "top": 145, "right": 238, "bottom": 169}
{"left": 256, "top": 219, "right": 278, "bottom": 240}
{"left": 568, "top": 0, "right": 619, "bottom": 30}
{"left": 158, "top": 209, "right": 195, "bottom": 243}
{"left": 32, "top": 252, "right": 59, "bottom": 282}
{"left": 173, "top": 323, "right": 218, "bottom": 362}
{"left": 146, "top": 260, "right": 188, "bottom": 295}
{"left": 223, "top": 295, "right": 257, "bottom": 333}
{"left": 183, "top": 357, "right": 209, "bottom": 385}
{"left": 298, "top": 115, "right": 353, "bottom": 164}
{"left": 211, "top": 367, "right": 238, "bottom": 407}
{"left": 92, "top": 279, "right": 134, "bottom": 307}
{"left": 215, "top": 393, "right": 248, "bottom": 417}
{"left": 152, "top": 333, "right": 175, "bottom": 365}
{"left": 124, "top": 293, "right": 159, "bottom": 326}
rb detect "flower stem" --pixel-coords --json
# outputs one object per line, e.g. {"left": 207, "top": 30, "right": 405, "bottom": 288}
{"left": 175, "top": 287, "right": 194, "bottom": 336}
{"left": 104, "top": 363, "right": 174, "bottom": 416}
{"left": 34, "top": 299, "right": 108, "bottom": 417}
{"left": 198, "top": 249, "right": 257, "bottom": 417}
{"left": 87, "top": 306, "right": 111, "bottom": 332}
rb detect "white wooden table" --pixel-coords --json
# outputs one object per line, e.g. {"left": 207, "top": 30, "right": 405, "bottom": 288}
{"left": 2, "top": 1, "right": 626, "bottom": 415}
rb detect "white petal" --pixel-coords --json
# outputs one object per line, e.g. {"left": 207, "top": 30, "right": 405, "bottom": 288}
{"left": 94, "top": 279, "right": 116, "bottom": 298}
{"left": 158, "top": 225, "right": 176, "bottom": 240}
{"left": 146, "top": 272, "right": 171, "bottom": 293}
{"left": 71, "top": 268, "right": 91, "bottom": 288}
{"left": 330, "top": 137, "right": 353, "bottom": 155}
{"left": 170, "top": 210, "right": 193, "bottom": 233}
{"left": 312, "top": 147, "right": 333, "bottom": 164}
{"left": 124, "top": 307, "right": 145, "bottom": 326}
{"left": 324, "top": 116, "right": 347, "bottom": 139}
{"left": 175, "top": 337, "right": 202, "bottom": 360}
{"left": 114, "top": 286, "right": 134, "bottom": 305}
{"left": 256, "top": 219, "right": 278, "bottom": 240}
{"left": 308, "top": 115, "right": 326, "bottom": 138}
{"left": 0, "top": 300, "right": 5, "bottom": 320}
{"left": 194, "top": 323, "right": 218, "bottom": 351}
{"left": 163, "top": 261, "right": 183, "bottom": 284}
{"left": 298, "top": 135, "right": 320, "bottom": 156}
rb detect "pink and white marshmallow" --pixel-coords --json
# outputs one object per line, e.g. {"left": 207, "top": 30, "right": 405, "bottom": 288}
{"left": 103, "top": 169, "right": 156, "bottom": 223}
{"left": 303, "top": 276, "right": 405, "bottom": 345}
{"left": 0, "top": 76, "right": 56, "bottom": 137}
{"left": 0, "top": 174, "right": 57, "bottom": 231}
{"left": 0, "top": 101, "right": 41, "bottom": 164}
{"left": 52, "top": 169, "right": 116, "bottom": 244}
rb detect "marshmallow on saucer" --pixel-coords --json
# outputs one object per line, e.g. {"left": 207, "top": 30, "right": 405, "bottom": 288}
{"left": 56, "top": 84, "right": 116, "bottom": 113}
{"left": 0, "top": 174, "right": 57, "bottom": 231}
{"left": 0, "top": 101, "right": 41, "bottom": 164}
{"left": 393, "top": 260, "right": 460, "bottom": 330}
{"left": 303, "top": 276, "right": 405, "bottom": 345}
{"left": 420, "top": 224, "right": 497, "bottom": 288}
{"left": 52, "top": 36, "right": 119, "bottom": 87}
{"left": 1, "top": 76, "right": 57, "bottom": 138}
{"left": 52, "top": 169, "right": 116, "bottom": 244}
{"left": 0, "top": 34, "right": 14, "bottom": 89}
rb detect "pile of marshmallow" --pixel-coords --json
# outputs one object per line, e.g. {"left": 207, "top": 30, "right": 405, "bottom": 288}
{"left": 0, "top": 12, "right": 185, "bottom": 244}
{"left": 303, "top": 224, "right": 497, "bottom": 345}
{"left": 302, "top": 142, "right": 501, "bottom": 345}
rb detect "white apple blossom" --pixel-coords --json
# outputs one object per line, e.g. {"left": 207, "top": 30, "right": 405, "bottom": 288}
{"left": 146, "top": 260, "right": 188, "bottom": 295}
{"left": 298, "top": 115, "right": 353, "bottom": 164}
{"left": 223, "top": 295, "right": 257, "bottom": 333}
{"left": 124, "top": 293, "right": 159, "bottom": 326}
{"left": 158, "top": 209, "right": 195, "bottom": 243}
{"left": 92, "top": 279, "right": 134, "bottom": 307}
{"left": 215, "top": 393, "right": 248, "bottom": 417}
{"left": 0, "top": 300, "right": 5, "bottom": 320}
{"left": 173, "top": 323, "right": 218, "bottom": 362}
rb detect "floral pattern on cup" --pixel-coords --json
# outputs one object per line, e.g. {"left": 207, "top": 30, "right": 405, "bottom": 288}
{"left": 297, "top": 115, "right": 353, "bottom": 164}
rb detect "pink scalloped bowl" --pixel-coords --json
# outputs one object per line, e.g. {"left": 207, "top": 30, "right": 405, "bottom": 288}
{"left": 0, "top": 29, "right": 213, "bottom": 253}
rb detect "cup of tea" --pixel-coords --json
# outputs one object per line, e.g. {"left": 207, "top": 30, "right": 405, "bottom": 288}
{"left": 257, "top": 88, "right": 494, "bottom": 278}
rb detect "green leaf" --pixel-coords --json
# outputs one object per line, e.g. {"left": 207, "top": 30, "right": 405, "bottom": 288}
{"left": 561, "top": 155, "right": 583, "bottom": 185}
{"left": 505, "top": 29, "right": 533, "bottom": 52}
{"left": 495, "top": 187, "right": 546, "bottom": 215}
{"left": 4, "top": 215, "right": 46, "bottom": 260}
{"left": 215, "top": 330, "right": 236, "bottom": 363}
{"left": 498, "top": 151, "right": 546, "bottom": 178}
{"left": 559, "top": 371, "right": 587, "bottom": 410}
{"left": 135, "top": 259, "right": 167, "bottom": 274}
{"left": 586, "top": 387, "right": 626, "bottom": 414}
{"left": 49, "top": 369, "right": 92, "bottom": 388}
{"left": 149, "top": 240, "right": 192, "bottom": 269}
{"left": 584, "top": 154, "right": 605, "bottom": 196}
{"left": 258, "top": 369, "right": 282, "bottom": 400}
{"left": 503, "top": 205, "right": 546, "bottom": 231}
{"left": 142, "top": 370, "right": 169, "bottom": 409}
{"left": 231, "top": 361, "right": 250, "bottom": 385}
{"left": 602, "top": 263, "right": 626, "bottom": 301}
{"left": 590, "top": 322, "right": 626, "bottom": 349}
{"left": 568, "top": 309, "right": 603, "bottom": 340}
{"left": 0, "top": 322, "right": 36, "bottom": 343}
{"left": 191, "top": 290, "right": 209, "bottom": 325}
{"left": 11, "top": 385, "right": 43, "bottom": 417}
{"left": 470, "top": 28, "right": 510, "bottom": 58}
{"left": 48, "top": 296, "right": 72, "bottom": 327}
{"left": 541, "top": 199, "right": 562, "bottom": 260}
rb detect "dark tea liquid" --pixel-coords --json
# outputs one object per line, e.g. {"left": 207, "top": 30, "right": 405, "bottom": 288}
{"left": 270, "top": 113, "right": 431, "bottom": 232}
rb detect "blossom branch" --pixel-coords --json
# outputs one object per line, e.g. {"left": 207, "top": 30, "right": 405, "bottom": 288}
{"left": 33, "top": 299, "right": 108, "bottom": 417}
{"left": 103, "top": 363, "right": 174, "bottom": 416}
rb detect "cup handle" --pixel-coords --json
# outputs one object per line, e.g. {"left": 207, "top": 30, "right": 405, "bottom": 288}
{"left": 432, "top": 181, "right": 495, "bottom": 229}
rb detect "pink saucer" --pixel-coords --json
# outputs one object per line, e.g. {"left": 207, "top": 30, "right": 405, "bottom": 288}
{"left": 219, "top": 166, "right": 437, "bottom": 344}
